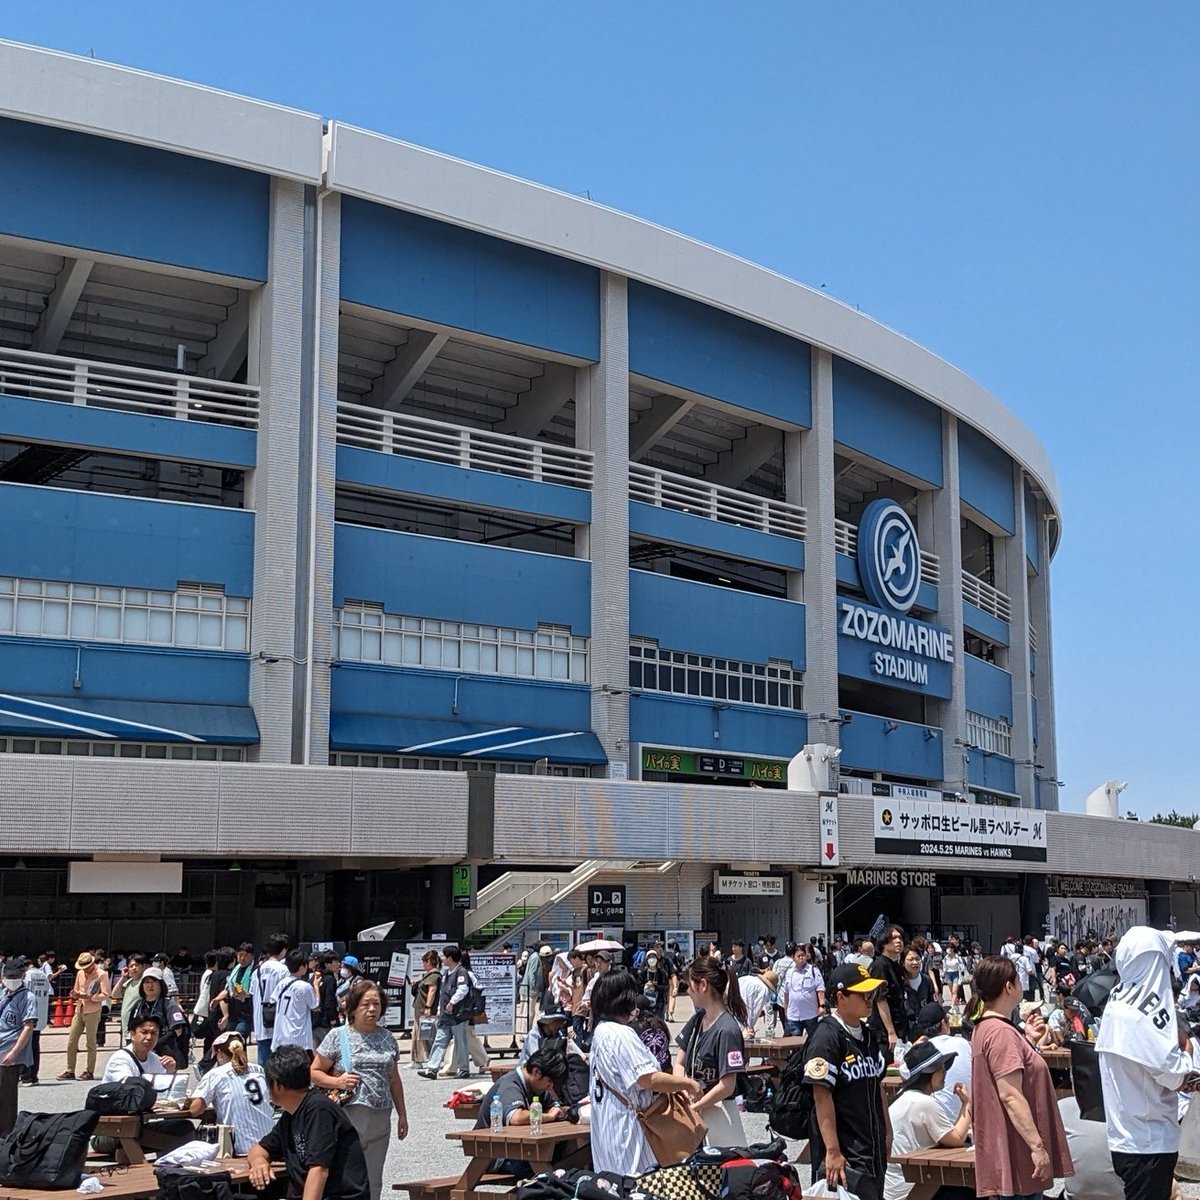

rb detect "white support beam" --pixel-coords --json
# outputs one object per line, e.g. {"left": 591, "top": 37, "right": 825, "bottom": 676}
{"left": 197, "top": 292, "right": 251, "bottom": 381}
{"left": 628, "top": 393, "right": 694, "bottom": 461}
{"left": 496, "top": 361, "right": 574, "bottom": 438}
{"left": 368, "top": 330, "right": 448, "bottom": 411}
{"left": 703, "top": 425, "right": 780, "bottom": 488}
{"left": 30, "top": 256, "right": 93, "bottom": 354}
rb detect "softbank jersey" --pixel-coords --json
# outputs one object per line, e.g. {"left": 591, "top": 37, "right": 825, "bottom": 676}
{"left": 802, "top": 1015, "right": 888, "bottom": 1184}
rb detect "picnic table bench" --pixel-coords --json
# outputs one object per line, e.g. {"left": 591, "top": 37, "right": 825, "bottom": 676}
{"left": 0, "top": 1158, "right": 258, "bottom": 1200}
{"left": 891, "top": 1145, "right": 975, "bottom": 1200}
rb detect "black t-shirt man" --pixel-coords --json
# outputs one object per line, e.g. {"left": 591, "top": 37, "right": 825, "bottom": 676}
{"left": 802, "top": 1014, "right": 888, "bottom": 1200}
{"left": 258, "top": 1088, "right": 370, "bottom": 1200}
{"left": 868, "top": 952, "right": 909, "bottom": 1044}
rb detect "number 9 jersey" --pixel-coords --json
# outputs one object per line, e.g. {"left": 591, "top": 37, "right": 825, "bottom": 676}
{"left": 192, "top": 1061, "right": 277, "bottom": 1154}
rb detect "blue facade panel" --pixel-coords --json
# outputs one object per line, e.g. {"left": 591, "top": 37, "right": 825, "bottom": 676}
{"left": 958, "top": 422, "right": 1016, "bottom": 533}
{"left": 0, "top": 118, "right": 269, "bottom": 280}
{"left": 629, "top": 502, "right": 805, "bottom": 571}
{"left": 836, "top": 597, "right": 953, "bottom": 699}
{"left": 631, "top": 694, "right": 808, "bottom": 761}
{"left": 337, "top": 446, "right": 590, "bottom": 525}
{"left": 629, "top": 572, "right": 806, "bottom": 667}
{"left": 839, "top": 710, "right": 943, "bottom": 781}
{"left": 333, "top": 525, "right": 590, "bottom": 633}
{"left": 967, "top": 750, "right": 1017, "bottom": 796}
{"left": 0, "top": 485, "right": 254, "bottom": 594}
{"left": 962, "top": 600, "right": 1010, "bottom": 647}
{"left": 339, "top": 199, "right": 600, "bottom": 360}
{"left": 832, "top": 358, "right": 943, "bottom": 486}
{"left": 964, "top": 654, "right": 1013, "bottom": 722}
{"left": 0, "top": 395, "right": 256, "bottom": 469}
{"left": 835, "top": 553, "right": 938, "bottom": 613}
{"left": 1025, "top": 484, "right": 1041, "bottom": 572}
{"left": 0, "top": 639, "right": 249, "bottom": 707}
{"left": 627, "top": 281, "right": 811, "bottom": 426}
{"left": 332, "top": 665, "right": 591, "bottom": 738}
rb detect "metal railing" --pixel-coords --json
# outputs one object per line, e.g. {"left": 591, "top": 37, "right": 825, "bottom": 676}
{"left": 966, "top": 710, "right": 1013, "bottom": 756}
{"left": 337, "top": 401, "right": 594, "bottom": 489}
{"left": 961, "top": 572, "right": 1012, "bottom": 622}
{"left": 0, "top": 346, "right": 259, "bottom": 429}
{"left": 629, "top": 463, "right": 806, "bottom": 538}
{"left": 1028, "top": 622, "right": 1038, "bottom": 654}
{"left": 833, "top": 519, "right": 940, "bottom": 587}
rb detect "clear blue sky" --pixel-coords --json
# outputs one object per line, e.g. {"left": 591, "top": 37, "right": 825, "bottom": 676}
{"left": 6, "top": 3, "right": 1197, "bottom": 816}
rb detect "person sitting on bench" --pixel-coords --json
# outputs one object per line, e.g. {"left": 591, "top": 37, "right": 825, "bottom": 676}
{"left": 474, "top": 1047, "right": 570, "bottom": 1178}
{"left": 249, "top": 1044, "right": 370, "bottom": 1200}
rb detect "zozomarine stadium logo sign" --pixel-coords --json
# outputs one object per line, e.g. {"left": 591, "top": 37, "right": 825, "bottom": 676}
{"left": 837, "top": 499, "right": 954, "bottom": 693}
{"left": 858, "top": 500, "right": 920, "bottom": 614}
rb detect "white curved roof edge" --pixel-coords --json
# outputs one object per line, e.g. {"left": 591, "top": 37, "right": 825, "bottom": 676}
{"left": 328, "top": 122, "right": 1061, "bottom": 521}
{"left": 0, "top": 41, "right": 323, "bottom": 184}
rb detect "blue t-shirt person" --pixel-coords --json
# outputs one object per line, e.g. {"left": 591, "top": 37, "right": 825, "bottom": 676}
{"left": 0, "top": 977, "right": 38, "bottom": 1068}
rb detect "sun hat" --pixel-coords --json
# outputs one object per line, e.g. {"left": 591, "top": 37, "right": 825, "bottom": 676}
{"left": 915, "top": 1001, "right": 949, "bottom": 1034}
{"left": 75, "top": 952, "right": 96, "bottom": 969}
{"left": 828, "top": 964, "right": 885, "bottom": 995}
{"left": 140, "top": 966, "right": 165, "bottom": 984}
{"left": 538, "top": 946, "right": 553, "bottom": 957}
{"left": 898, "top": 1039, "right": 958, "bottom": 1093}
{"left": 2, "top": 959, "right": 24, "bottom": 981}
{"left": 211, "top": 1030, "right": 245, "bottom": 1051}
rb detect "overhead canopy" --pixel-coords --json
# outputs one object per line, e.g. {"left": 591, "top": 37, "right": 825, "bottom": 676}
{"left": 0, "top": 693, "right": 260, "bottom": 745}
{"left": 331, "top": 714, "right": 607, "bottom": 765}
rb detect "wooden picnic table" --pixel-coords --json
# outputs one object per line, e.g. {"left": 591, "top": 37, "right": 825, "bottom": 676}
{"left": 751, "top": 1036, "right": 807, "bottom": 1070}
{"left": 446, "top": 1124, "right": 591, "bottom": 1200}
{"left": 891, "top": 1145, "right": 975, "bottom": 1200}
{"left": 488, "top": 1062, "right": 510, "bottom": 1082}
{"left": 0, "top": 1158, "right": 257, "bottom": 1200}
{"left": 94, "top": 1102, "right": 203, "bottom": 1165}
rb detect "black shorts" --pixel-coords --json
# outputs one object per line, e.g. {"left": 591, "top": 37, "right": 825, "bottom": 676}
{"left": 1111, "top": 1151, "right": 1178, "bottom": 1200}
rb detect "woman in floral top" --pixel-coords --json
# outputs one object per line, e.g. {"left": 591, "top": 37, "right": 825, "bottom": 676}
{"left": 311, "top": 979, "right": 409, "bottom": 1200}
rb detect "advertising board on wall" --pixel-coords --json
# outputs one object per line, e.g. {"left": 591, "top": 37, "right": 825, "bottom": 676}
{"left": 470, "top": 952, "right": 517, "bottom": 1038}
{"left": 873, "top": 797, "right": 1047, "bottom": 863}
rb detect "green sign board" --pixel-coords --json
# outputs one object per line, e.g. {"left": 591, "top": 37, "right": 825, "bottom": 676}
{"left": 641, "top": 746, "right": 788, "bottom": 785}
{"left": 451, "top": 864, "right": 474, "bottom": 910}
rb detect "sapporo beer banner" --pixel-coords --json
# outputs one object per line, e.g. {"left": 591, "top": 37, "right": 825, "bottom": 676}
{"left": 873, "top": 797, "right": 1047, "bottom": 863}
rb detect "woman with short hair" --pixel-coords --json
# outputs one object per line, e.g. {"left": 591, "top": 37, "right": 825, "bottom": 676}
{"left": 311, "top": 979, "right": 408, "bottom": 1200}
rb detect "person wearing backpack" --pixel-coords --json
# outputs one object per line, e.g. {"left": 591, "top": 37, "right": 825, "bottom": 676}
{"left": 416, "top": 946, "right": 471, "bottom": 1080}
{"left": 271, "top": 950, "right": 320, "bottom": 1053}
{"left": 252, "top": 934, "right": 290, "bottom": 1067}
{"left": 0, "top": 958, "right": 38, "bottom": 1135}
{"left": 801, "top": 964, "right": 891, "bottom": 1200}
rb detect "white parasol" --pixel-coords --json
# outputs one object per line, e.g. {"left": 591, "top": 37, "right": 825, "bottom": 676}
{"left": 575, "top": 938, "right": 624, "bottom": 953}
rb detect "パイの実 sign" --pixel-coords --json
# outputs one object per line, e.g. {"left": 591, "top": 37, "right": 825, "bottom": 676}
{"left": 874, "top": 797, "right": 1047, "bottom": 863}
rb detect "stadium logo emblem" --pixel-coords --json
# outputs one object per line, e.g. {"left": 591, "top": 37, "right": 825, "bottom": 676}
{"left": 857, "top": 500, "right": 921, "bottom": 614}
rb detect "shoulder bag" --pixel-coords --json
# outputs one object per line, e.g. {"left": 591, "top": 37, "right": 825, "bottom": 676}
{"left": 325, "top": 1024, "right": 355, "bottom": 1105}
{"left": 597, "top": 1022, "right": 705, "bottom": 1166}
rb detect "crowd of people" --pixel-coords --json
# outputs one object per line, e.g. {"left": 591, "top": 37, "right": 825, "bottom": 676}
{"left": 0, "top": 924, "right": 1195, "bottom": 1200}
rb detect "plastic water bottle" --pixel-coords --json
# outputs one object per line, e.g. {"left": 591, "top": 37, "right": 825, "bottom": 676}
{"left": 530, "top": 1095, "right": 543, "bottom": 1136}
{"left": 490, "top": 1092, "right": 503, "bottom": 1133}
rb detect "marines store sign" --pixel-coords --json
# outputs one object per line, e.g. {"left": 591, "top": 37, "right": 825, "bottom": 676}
{"left": 838, "top": 500, "right": 954, "bottom": 697}
{"left": 873, "top": 797, "right": 1047, "bottom": 863}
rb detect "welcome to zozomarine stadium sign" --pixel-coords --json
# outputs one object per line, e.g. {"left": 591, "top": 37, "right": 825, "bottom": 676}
{"left": 836, "top": 499, "right": 955, "bottom": 697}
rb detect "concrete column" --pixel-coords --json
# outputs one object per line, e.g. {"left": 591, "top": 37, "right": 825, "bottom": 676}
{"left": 578, "top": 274, "right": 630, "bottom": 774}
{"left": 798, "top": 349, "right": 840, "bottom": 745}
{"left": 931, "top": 416, "right": 967, "bottom": 790}
{"left": 792, "top": 871, "right": 831, "bottom": 945}
{"left": 1029, "top": 511, "right": 1060, "bottom": 809}
{"left": 1005, "top": 471, "right": 1035, "bottom": 807}
{"left": 305, "top": 191, "right": 340, "bottom": 765}
{"left": 247, "top": 179, "right": 307, "bottom": 764}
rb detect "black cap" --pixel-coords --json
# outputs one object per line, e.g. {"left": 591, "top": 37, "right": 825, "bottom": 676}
{"left": 915, "top": 1001, "right": 949, "bottom": 1034}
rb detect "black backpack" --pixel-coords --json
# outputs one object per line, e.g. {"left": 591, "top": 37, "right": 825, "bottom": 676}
{"left": 155, "top": 1166, "right": 235, "bottom": 1200}
{"left": 0, "top": 1109, "right": 99, "bottom": 1189}
{"left": 86, "top": 1076, "right": 158, "bottom": 1115}
{"left": 766, "top": 1048, "right": 813, "bottom": 1140}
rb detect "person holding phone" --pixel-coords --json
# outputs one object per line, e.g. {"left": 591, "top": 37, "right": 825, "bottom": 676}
{"left": 57, "top": 952, "right": 110, "bottom": 1080}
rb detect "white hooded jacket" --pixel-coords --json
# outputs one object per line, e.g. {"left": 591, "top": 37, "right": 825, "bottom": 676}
{"left": 1096, "top": 926, "right": 1193, "bottom": 1154}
